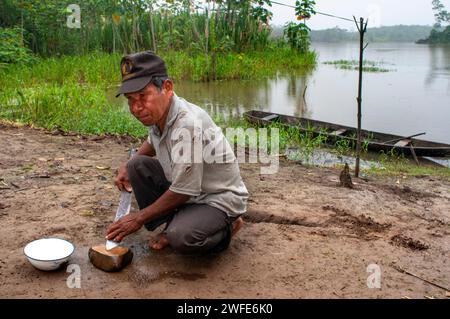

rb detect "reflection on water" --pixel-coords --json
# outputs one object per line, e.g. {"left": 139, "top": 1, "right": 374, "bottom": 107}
{"left": 108, "top": 42, "right": 450, "bottom": 144}
{"left": 177, "top": 75, "right": 312, "bottom": 119}
{"left": 426, "top": 44, "right": 450, "bottom": 88}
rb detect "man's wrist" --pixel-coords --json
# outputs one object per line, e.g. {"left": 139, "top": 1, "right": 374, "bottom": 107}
{"left": 136, "top": 210, "right": 149, "bottom": 226}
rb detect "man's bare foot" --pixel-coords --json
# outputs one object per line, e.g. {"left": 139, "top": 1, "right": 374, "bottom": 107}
{"left": 150, "top": 233, "right": 169, "bottom": 250}
{"left": 231, "top": 217, "right": 244, "bottom": 237}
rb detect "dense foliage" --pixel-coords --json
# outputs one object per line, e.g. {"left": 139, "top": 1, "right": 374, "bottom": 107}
{"left": 425, "top": 25, "right": 450, "bottom": 43}
{"left": 0, "top": 0, "right": 316, "bottom": 57}
{"left": 419, "top": 0, "right": 450, "bottom": 43}
{"left": 0, "top": 27, "right": 36, "bottom": 66}
{"left": 284, "top": 0, "right": 315, "bottom": 53}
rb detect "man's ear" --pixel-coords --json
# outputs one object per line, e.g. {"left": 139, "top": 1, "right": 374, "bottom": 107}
{"left": 163, "top": 79, "right": 173, "bottom": 93}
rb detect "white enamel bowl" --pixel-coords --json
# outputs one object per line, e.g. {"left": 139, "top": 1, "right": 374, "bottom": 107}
{"left": 24, "top": 238, "right": 75, "bottom": 271}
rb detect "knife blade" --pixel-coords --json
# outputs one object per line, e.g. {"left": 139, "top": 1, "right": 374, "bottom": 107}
{"left": 106, "top": 148, "right": 136, "bottom": 250}
{"left": 105, "top": 190, "right": 132, "bottom": 250}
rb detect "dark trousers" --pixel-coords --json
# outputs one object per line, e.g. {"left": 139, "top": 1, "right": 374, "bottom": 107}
{"left": 127, "top": 155, "right": 233, "bottom": 254}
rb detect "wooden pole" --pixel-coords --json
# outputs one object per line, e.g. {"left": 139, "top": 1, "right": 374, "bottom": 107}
{"left": 409, "top": 144, "right": 420, "bottom": 166}
{"left": 382, "top": 132, "right": 426, "bottom": 145}
{"left": 354, "top": 17, "right": 368, "bottom": 178}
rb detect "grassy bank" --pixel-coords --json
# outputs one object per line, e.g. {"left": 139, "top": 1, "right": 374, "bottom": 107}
{"left": 368, "top": 159, "right": 450, "bottom": 179}
{"left": 0, "top": 50, "right": 448, "bottom": 178}
{"left": 0, "top": 49, "right": 316, "bottom": 89}
{"left": 0, "top": 49, "right": 315, "bottom": 135}
{"left": 213, "top": 116, "right": 450, "bottom": 178}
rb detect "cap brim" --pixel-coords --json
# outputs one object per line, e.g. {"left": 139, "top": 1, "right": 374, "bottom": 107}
{"left": 115, "top": 76, "right": 152, "bottom": 97}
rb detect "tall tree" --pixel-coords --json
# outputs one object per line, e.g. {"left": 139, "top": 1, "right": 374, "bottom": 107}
{"left": 432, "top": 0, "right": 450, "bottom": 27}
{"left": 284, "top": 0, "right": 315, "bottom": 53}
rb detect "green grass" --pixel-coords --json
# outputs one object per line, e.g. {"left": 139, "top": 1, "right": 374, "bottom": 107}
{"left": 366, "top": 157, "right": 450, "bottom": 179}
{"left": 0, "top": 49, "right": 316, "bottom": 137}
{"left": 214, "top": 117, "right": 450, "bottom": 178}
{"left": 0, "top": 49, "right": 316, "bottom": 90}
{"left": 0, "top": 84, "right": 147, "bottom": 136}
{"left": 215, "top": 117, "right": 362, "bottom": 160}
{"left": 323, "top": 59, "right": 394, "bottom": 73}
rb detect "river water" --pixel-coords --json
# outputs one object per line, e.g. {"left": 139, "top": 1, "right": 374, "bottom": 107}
{"left": 113, "top": 42, "right": 450, "bottom": 144}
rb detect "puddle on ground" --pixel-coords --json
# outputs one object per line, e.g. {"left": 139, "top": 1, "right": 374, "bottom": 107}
{"left": 128, "top": 241, "right": 150, "bottom": 257}
{"left": 285, "top": 148, "right": 383, "bottom": 170}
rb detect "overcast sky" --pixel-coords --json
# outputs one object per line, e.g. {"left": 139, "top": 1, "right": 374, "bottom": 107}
{"left": 268, "top": 0, "right": 450, "bottom": 30}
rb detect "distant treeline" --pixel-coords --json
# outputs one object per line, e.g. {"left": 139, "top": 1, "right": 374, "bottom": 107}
{"left": 272, "top": 25, "right": 433, "bottom": 43}
{"left": 417, "top": 25, "right": 450, "bottom": 44}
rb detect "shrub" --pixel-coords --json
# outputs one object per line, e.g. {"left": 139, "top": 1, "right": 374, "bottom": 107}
{"left": 0, "top": 27, "right": 36, "bottom": 67}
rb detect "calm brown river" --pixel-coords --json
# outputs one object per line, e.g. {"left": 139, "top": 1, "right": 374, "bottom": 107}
{"left": 111, "top": 42, "right": 450, "bottom": 144}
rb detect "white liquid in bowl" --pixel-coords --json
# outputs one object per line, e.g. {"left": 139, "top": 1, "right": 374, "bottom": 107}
{"left": 24, "top": 238, "right": 74, "bottom": 261}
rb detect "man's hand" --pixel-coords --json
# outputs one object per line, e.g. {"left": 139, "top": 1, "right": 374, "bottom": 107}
{"left": 106, "top": 213, "right": 143, "bottom": 242}
{"left": 115, "top": 162, "right": 132, "bottom": 192}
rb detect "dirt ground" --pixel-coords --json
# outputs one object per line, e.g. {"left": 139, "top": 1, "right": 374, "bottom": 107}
{"left": 0, "top": 123, "right": 449, "bottom": 299}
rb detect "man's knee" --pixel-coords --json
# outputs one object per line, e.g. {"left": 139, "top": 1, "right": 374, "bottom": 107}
{"left": 127, "top": 155, "right": 158, "bottom": 177}
{"left": 166, "top": 226, "right": 206, "bottom": 254}
{"left": 166, "top": 225, "right": 229, "bottom": 254}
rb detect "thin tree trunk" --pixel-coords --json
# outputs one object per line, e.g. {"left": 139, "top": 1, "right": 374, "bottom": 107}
{"left": 189, "top": 0, "right": 201, "bottom": 43}
{"left": 137, "top": 17, "right": 142, "bottom": 51}
{"left": 115, "top": 23, "right": 125, "bottom": 53}
{"left": 21, "top": 5, "right": 24, "bottom": 46}
{"left": 205, "top": 1, "right": 210, "bottom": 81}
{"left": 212, "top": 52, "right": 217, "bottom": 80}
{"left": 113, "top": 23, "right": 116, "bottom": 53}
{"left": 211, "top": 1, "right": 217, "bottom": 80}
{"left": 121, "top": 21, "right": 130, "bottom": 53}
{"left": 132, "top": 10, "right": 138, "bottom": 51}
{"left": 149, "top": 6, "right": 157, "bottom": 52}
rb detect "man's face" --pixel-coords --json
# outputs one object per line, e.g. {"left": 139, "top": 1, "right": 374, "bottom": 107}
{"left": 125, "top": 81, "right": 173, "bottom": 126}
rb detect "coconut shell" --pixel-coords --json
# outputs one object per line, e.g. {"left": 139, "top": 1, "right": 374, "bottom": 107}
{"left": 88, "top": 245, "right": 133, "bottom": 272}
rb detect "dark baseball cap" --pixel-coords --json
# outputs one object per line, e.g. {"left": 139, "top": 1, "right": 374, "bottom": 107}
{"left": 116, "top": 51, "right": 168, "bottom": 97}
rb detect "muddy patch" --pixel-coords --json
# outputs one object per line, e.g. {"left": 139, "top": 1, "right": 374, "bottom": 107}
{"left": 390, "top": 234, "right": 430, "bottom": 251}
{"left": 322, "top": 205, "right": 391, "bottom": 238}
{"left": 383, "top": 185, "right": 438, "bottom": 202}
{"left": 243, "top": 209, "right": 321, "bottom": 227}
{"left": 243, "top": 206, "right": 392, "bottom": 239}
